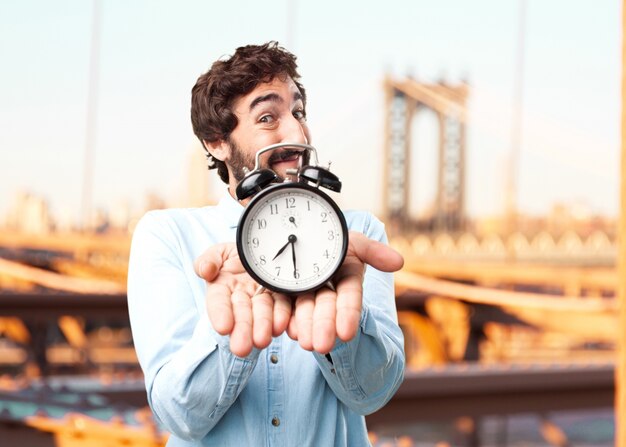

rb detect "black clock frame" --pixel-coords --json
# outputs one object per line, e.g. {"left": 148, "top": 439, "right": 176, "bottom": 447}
{"left": 236, "top": 182, "right": 349, "bottom": 296}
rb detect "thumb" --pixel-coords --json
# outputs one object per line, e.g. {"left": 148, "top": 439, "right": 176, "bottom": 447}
{"left": 348, "top": 231, "right": 404, "bottom": 273}
{"left": 194, "top": 243, "right": 233, "bottom": 281}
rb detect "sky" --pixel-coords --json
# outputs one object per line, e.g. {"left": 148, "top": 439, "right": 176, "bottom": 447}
{"left": 0, "top": 0, "right": 621, "bottom": 227}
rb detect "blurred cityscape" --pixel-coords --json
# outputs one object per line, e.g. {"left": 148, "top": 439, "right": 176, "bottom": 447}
{"left": 0, "top": 76, "right": 619, "bottom": 447}
{"left": 5, "top": 186, "right": 615, "bottom": 241}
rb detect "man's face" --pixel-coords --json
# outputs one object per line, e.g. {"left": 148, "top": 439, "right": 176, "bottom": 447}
{"left": 224, "top": 76, "right": 311, "bottom": 186}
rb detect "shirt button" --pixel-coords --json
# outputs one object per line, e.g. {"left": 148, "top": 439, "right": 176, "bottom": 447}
{"left": 271, "top": 417, "right": 280, "bottom": 427}
{"left": 270, "top": 354, "right": 279, "bottom": 364}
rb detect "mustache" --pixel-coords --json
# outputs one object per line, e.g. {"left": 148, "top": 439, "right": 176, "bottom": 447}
{"left": 267, "top": 149, "right": 305, "bottom": 165}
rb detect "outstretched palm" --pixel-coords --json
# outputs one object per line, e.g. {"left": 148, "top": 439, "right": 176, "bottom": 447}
{"left": 287, "top": 231, "right": 404, "bottom": 353}
{"left": 195, "top": 244, "right": 291, "bottom": 357}
{"left": 196, "top": 232, "right": 403, "bottom": 357}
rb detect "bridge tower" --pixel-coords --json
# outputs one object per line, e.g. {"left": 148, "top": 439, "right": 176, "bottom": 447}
{"left": 382, "top": 76, "right": 468, "bottom": 233}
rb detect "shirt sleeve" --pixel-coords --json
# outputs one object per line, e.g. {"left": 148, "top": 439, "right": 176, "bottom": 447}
{"left": 127, "top": 212, "right": 260, "bottom": 441}
{"left": 312, "top": 213, "right": 405, "bottom": 415}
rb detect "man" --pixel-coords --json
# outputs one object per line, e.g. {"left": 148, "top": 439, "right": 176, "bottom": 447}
{"left": 128, "top": 42, "right": 405, "bottom": 446}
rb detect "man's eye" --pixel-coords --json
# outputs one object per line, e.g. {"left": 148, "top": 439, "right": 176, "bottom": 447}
{"left": 293, "top": 110, "right": 306, "bottom": 120}
{"left": 259, "top": 114, "right": 274, "bottom": 123}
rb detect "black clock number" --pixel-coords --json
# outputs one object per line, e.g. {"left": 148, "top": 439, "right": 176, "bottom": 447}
{"left": 270, "top": 204, "right": 278, "bottom": 215}
{"left": 313, "top": 263, "right": 319, "bottom": 274}
{"left": 307, "top": 200, "right": 311, "bottom": 211}
{"left": 323, "top": 249, "right": 330, "bottom": 259}
{"left": 257, "top": 219, "right": 267, "bottom": 230}
{"left": 293, "top": 269, "right": 300, "bottom": 279}
{"left": 252, "top": 237, "right": 260, "bottom": 248}
{"left": 275, "top": 266, "right": 281, "bottom": 276}
{"left": 327, "top": 230, "right": 334, "bottom": 240}
{"left": 285, "top": 197, "right": 296, "bottom": 209}
{"left": 321, "top": 212, "right": 328, "bottom": 223}
{"left": 259, "top": 255, "right": 267, "bottom": 265}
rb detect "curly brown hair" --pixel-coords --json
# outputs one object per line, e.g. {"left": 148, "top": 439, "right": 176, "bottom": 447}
{"left": 191, "top": 41, "right": 307, "bottom": 184}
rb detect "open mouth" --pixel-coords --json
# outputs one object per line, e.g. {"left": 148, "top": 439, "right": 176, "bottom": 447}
{"left": 268, "top": 149, "right": 304, "bottom": 169}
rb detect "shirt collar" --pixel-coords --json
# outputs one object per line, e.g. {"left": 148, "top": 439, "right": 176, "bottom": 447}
{"left": 216, "top": 191, "right": 245, "bottom": 229}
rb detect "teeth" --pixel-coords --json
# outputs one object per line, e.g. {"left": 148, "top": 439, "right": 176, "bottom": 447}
{"left": 271, "top": 152, "right": 301, "bottom": 164}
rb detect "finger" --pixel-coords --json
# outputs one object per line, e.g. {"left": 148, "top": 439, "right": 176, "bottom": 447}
{"left": 333, "top": 254, "right": 366, "bottom": 285}
{"left": 206, "top": 283, "right": 234, "bottom": 335}
{"left": 335, "top": 273, "right": 363, "bottom": 342}
{"left": 294, "top": 294, "right": 315, "bottom": 351}
{"left": 272, "top": 293, "right": 292, "bottom": 336}
{"left": 286, "top": 304, "right": 298, "bottom": 340}
{"left": 251, "top": 292, "right": 274, "bottom": 349}
{"left": 194, "top": 243, "right": 244, "bottom": 280}
{"left": 348, "top": 231, "right": 404, "bottom": 272}
{"left": 229, "top": 290, "right": 253, "bottom": 357}
{"left": 311, "top": 287, "right": 337, "bottom": 354}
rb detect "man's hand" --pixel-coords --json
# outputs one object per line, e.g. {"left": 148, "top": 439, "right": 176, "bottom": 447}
{"left": 287, "top": 231, "right": 404, "bottom": 354}
{"left": 194, "top": 243, "right": 292, "bottom": 358}
{"left": 195, "top": 234, "right": 403, "bottom": 357}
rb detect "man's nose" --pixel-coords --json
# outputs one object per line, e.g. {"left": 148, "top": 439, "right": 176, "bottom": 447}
{"left": 281, "top": 115, "right": 308, "bottom": 144}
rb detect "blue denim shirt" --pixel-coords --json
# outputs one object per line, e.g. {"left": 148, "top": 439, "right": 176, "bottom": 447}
{"left": 127, "top": 193, "right": 405, "bottom": 446}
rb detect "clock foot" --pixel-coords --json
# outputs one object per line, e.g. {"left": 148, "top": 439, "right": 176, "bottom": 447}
{"left": 323, "top": 281, "right": 336, "bottom": 292}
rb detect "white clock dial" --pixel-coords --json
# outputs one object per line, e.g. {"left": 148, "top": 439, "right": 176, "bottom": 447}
{"left": 237, "top": 183, "right": 348, "bottom": 294}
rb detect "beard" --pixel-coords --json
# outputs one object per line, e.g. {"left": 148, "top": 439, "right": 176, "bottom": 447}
{"left": 227, "top": 138, "right": 256, "bottom": 183}
{"left": 227, "top": 138, "right": 310, "bottom": 183}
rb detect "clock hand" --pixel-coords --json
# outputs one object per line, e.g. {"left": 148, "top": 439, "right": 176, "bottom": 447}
{"left": 291, "top": 239, "right": 297, "bottom": 276}
{"left": 272, "top": 234, "right": 298, "bottom": 261}
{"left": 272, "top": 240, "right": 291, "bottom": 261}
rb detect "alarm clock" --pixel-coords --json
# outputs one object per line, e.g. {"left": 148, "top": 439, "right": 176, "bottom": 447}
{"left": 235, "top": 143, "right": 348, "bottom": 295}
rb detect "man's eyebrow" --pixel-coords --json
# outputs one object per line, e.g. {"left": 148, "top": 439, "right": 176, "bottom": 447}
{"left": 248, "top": 91, "right": 304, "bottom": 111}
{"left": 249, "top": 93, "right": 282, "bottom": 111}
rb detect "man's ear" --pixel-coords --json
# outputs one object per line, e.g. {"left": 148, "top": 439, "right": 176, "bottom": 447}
{"left": 203, "top": 139, "right": 230, "bottom": 162}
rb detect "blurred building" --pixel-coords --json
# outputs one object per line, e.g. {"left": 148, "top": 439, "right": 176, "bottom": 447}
{"left": 143, "top": 191, "right": 167, "bottom": 213}
{"left": 186, "top": 144, "right": 221, "bottom": 207}
{"left": 5, "top": 191, "right": 53, "bottom": 234}
{"left": 472, "top": 201, "right": 616, "bottom": 241}
{"left": 109, "top": 199, "right": 132, "bottom": 231}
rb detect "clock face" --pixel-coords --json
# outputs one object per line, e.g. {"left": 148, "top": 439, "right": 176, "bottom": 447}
{"left": 236, "top": 183, "right": 348, "bottom": 295}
